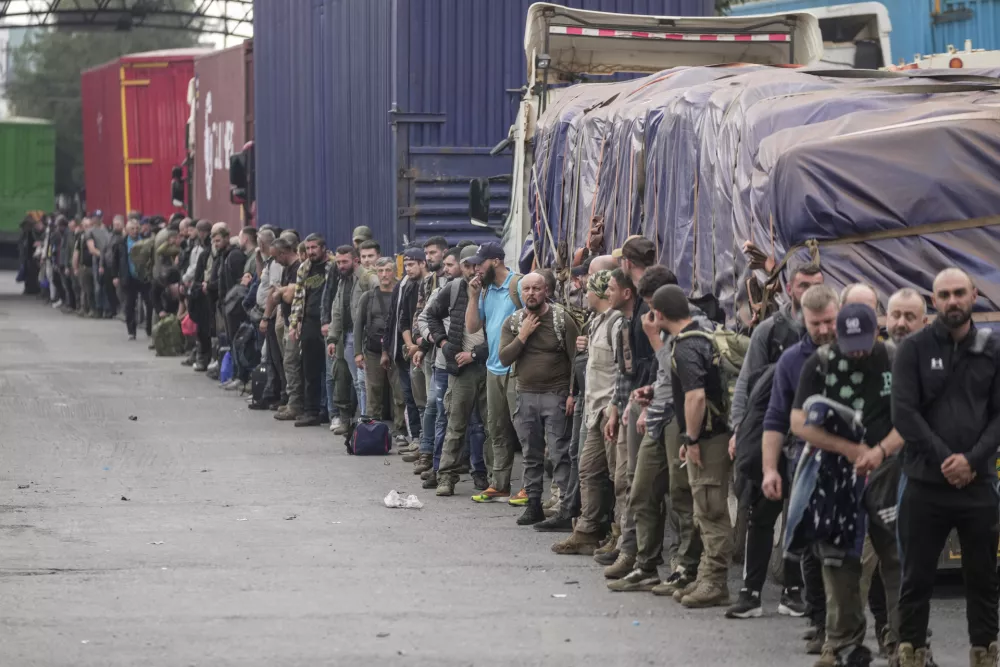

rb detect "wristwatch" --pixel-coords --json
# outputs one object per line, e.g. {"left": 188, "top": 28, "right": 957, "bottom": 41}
{"left": 680, "top": 434, "right": 699, "bottom": 447}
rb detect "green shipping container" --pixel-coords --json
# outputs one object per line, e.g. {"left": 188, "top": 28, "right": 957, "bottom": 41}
{"left": 0, "top": 117, "right": 55, "bottom": 240}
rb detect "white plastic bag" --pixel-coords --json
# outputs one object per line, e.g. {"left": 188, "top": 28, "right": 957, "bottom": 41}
{"left": 383, "top": 489, "right": 423, "bottom": 509}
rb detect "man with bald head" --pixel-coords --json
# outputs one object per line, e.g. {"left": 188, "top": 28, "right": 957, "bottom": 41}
{"left": 498, "top": 271, "right": 581, "bottom": 526}
{"left": 893, "top": 268, "right": 1000, "bottom": 667}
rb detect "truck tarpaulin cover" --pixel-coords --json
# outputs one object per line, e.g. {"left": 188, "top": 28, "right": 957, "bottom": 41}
{"left": 753, "top": 104, "right": 1000, "bottom": 313}
{"left": 528, "top": 64, "right": 1000, "bottom": 320}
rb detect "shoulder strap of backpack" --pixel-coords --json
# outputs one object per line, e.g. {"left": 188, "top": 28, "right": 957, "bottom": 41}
{"left": 449, "top": 279, "right": 462, "bottom": 312}
{"left": 604, "top": 310, "right": 623, "bottom": 351}
{"left": 971, "top": 327, "right": 994, "bottom": 355}
{"left": 509, "top": 274, "right": 522, "bottom": 309}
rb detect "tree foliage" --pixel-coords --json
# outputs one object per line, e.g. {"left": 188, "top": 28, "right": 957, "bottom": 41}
{"left": 7, "top": 18, "right": 202, "bottom": 195}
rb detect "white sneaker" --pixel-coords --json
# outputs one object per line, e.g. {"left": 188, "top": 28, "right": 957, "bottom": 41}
{"left": 329, "top": 417, "right": 343, "bottom": 432}
{"left": 207, "top": 360, "right": 220, "bottom": 372}
{"left": 51, "top": 300, "right": 62, "bottom": 309}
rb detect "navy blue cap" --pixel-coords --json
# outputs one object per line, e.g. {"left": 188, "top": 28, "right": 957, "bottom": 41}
{"left": 466, "top": 241, "right": 505, "bottom": 265}
{"left": 402, "top": 247, "right": 426, "bottom": 262}
{"left": 837, "top": 303, "right": 878, "bottom": 355}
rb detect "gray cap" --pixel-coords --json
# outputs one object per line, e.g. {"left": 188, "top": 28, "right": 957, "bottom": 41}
{"left": 460, "top": 245, "right": 478, "bottom": 263}
{"left": 352, "top": 225, "right": 373, "bottom": 242}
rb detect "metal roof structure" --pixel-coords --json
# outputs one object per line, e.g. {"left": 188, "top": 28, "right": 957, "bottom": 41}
{"left": 0, "top": 0, "right": 252, "bottom": 38}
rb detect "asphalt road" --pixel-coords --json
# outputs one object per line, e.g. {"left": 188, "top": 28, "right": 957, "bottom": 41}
{"left": 0, "top": 276, "right": 975, "bottom": 667}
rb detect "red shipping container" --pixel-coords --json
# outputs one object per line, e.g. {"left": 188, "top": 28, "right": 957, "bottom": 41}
{"left": 81, "top": 48, "right": 210, "bottom": 219}
{"left": 192, "top": 41, "right": 252, "bottom": 233}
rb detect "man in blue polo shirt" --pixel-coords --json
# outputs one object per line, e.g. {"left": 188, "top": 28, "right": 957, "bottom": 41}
{"left": 464, "top": 242, "right": 524, "bottom": 503}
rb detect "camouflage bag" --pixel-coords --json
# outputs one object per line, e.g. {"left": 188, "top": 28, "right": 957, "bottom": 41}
{"left": 152, "top": 314, "right": 185, "bottom": 357}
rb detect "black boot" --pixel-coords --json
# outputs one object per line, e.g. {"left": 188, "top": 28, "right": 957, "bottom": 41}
{"left": 516, "top": 498, "right": 545, "bottom": 526}
{"left": 533, "top": 515, "right": 573, "bottom": 532}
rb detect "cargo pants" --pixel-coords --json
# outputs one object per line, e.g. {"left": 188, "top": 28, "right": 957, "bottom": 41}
{"left": 614, "top": 401, "right": 643, "bottom": 555}
{"left": 485, "top": 370, "right": 518, "bottom": 492}
{"left": 860, "top": 522, "right": 902, "bottom": 648}
{"left": 283, "top": 326, "right": 304, "bottom": 414}
{"left": 822, "top": 557, "right": 867, "bottom": 654}
{"left": 438, "top": 365, "right": 489, "bottom": 486}
{"left": 687, "top": 432, "right": 733, "bottom": 585}
{"left": 512, "top": 390, "right": 570, "bottom": 501}
{"left": 576, "top": 412, "right": 615, "bottom": 535}
{"left": 365, "top": 351, "right": 405, "bottom": 436}
{"left": 633, "top": 419, "right": 702, "bottom": 574}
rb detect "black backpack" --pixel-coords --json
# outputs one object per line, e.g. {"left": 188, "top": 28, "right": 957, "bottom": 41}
{"left": 232, "top": 322, "right": 260, "bottom": 372}
{"left": 733, "top": 312, "right": 801, "bottom": 493}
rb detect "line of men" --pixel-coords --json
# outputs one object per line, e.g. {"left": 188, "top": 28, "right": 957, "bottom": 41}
{"left": 31, "top": 219, "right": 1000, "bottom": 667}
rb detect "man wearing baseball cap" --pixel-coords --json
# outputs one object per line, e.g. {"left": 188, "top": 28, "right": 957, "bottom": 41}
{"left": 464, "top": 241, "right": 525, "bottom": 503}
{"left": 425, "top": 244, "right": 491, "bottom": 494}
{"left": 789, "top": 301, "right": 903, "bottom": 667}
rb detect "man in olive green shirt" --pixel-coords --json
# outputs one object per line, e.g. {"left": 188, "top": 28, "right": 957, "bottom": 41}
{"left": 498, "top": 272, "right": 580, "bottom": 526}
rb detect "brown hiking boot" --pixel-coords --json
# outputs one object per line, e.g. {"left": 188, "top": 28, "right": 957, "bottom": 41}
{"left": 603, "top": 551, "right": 636, "bottom": 579}
{"left": 402, "top": 450, "right": 423, "bottom": 463}
{"left": 551, "top": 531, "right": 601, "bottom": 556}
{"left": 812, "top": 649, "right": 836, "bottom": 667}
{"left": 897, "top": 643, "right": 927, "bottom": 667}
{"left": 971, "top": 643, "right": 999, "bottom": 667}
{"left": 435, "top": 477, "right": 454, "bottom": 497}
{"left": 595, "top": 524, "right": 620, "bottom": 554}
{"left": 274, "top": 408, "right": 300, "bottom": 421}
{"left": 805, "top": 633, "right": 826, "bottom": 655}
{"left": 681, "top": 580, "right": 730, "bottom": 608}
{"left": 672, "top": 579, "right": 700, "bottom": 602}
{"left": 412, "top": 454, "right": 433, "bottom": 474}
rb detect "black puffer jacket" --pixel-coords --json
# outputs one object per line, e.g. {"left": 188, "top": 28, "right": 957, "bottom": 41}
{"left": 425, "top": 278, "right": 488, "bottom": 376}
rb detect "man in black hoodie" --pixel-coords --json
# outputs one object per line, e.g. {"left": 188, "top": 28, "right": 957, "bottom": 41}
{"left": 892, "top": 268, "right": 1000, "bottom": 667}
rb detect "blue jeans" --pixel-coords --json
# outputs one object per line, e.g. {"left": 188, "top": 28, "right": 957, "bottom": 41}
{"left": 397, "top": 361, "right": 422, "bottom": 439}
{"left": 420, "top": 363, "right": 442, "bottom": 455}
{"left": 432, "top": 368, "right": 448, "bottom": 468}
{"left": 344, "top": 333, "right": 366, "bottom": 415}
{"left": 322, "top": 355, "right": 335, "bottom": 418}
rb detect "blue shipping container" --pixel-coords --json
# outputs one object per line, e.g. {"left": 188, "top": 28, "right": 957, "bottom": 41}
{"left": 731, "top": 0, "right": 1000, "bottom": 65}
{"left": 254, "top": 0, "right": 713, "bottom": 252}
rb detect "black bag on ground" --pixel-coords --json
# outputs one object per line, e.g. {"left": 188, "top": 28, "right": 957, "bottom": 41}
{"left": 348, "top": 417, "right": 391, "bottom": 456}
{"left": 251, "top": 362, "right": 267, "bottom": 404}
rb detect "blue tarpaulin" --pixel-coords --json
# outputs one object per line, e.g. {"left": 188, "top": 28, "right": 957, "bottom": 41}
{"left": 527, "top": 65, "right": 1000, "bottom": 319}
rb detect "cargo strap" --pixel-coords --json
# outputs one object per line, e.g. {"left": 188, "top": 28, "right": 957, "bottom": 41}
{"left": 753, "top": 214, "right": 1000, "bottom": 324}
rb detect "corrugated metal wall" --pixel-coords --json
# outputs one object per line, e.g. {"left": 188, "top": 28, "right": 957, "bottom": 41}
{"left": 0, "top": 120, "right": 55, "bottom": 235}
{"left": 81, "top": 62, "right": 125, "bottom": 219}
{"left": 255, "top": 0, "right": 713, "bottom": 250}
{"left": 728, "top": 0, "right": 971, "bottom": 65}
{"left": 932, "top": 0, "right": 1000, "bottom": 54}
{"left": 193, "top": 44, "right": 248, "bottom": 232}
{"left": 122, "top": 56, "right": 196, "bottom": 219}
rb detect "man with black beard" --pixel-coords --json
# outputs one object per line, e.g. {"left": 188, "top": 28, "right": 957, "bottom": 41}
{"left": 288, "top": 234, "right": 331, "bottom": 427}
{"left": 498, "top": 272, "right": 580, "bottom": 525}
{"left": 328, "top": 244, "right": 375, "bottom": 431}
{"left": 404, "top": 236, "right": 450, "bottom": 467}
{"left": 893, "top": 268, "right": 1000, "bottom": 667}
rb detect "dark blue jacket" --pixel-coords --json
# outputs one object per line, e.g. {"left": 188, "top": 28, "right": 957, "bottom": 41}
{"left": 762, "top": 333, "right": 818, "bottom": 435}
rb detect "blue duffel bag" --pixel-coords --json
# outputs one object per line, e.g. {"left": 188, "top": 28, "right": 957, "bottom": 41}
{"left": 348, "top": 417, "right": 391, "bottom": 456}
